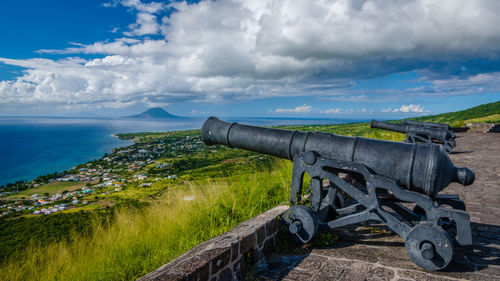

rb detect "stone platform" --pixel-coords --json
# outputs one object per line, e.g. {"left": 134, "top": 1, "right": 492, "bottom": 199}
{"left": 256, "top": 133, "right": 500, "bottom": 281}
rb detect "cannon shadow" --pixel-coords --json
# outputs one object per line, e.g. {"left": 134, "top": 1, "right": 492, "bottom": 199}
{"left": 254, "top": 221, "right": 500, "bottom": 280}
{"left": 450, "top": 150, "right": 475, "bottom": 155}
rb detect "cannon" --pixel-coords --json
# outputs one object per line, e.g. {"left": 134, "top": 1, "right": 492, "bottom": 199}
{"left": 371, "top": 119, "right": 456, "bottom": 153}
{"left": 402, "top": 120, "right": 458, "bottom": 140}
{"left": 402, "top": 120, "right": 453, "bottom": 131}
{"left": 202, "top": 117, "right": 475, "bottom": 271}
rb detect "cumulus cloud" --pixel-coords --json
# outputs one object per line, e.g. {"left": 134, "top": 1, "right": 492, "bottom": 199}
{"left": 321, "top": 108, "right": 343, "bottom": 114}
{"left": 271, "top": 104, "right": 312, "bottom": 113}
{"left": 1, "top": 0, "right": 500, "bottom": 110}
{"left": 106, "top": 0, "right": 166, "bottom": 36}
{"left": 125, "top": 12, "right": 161, "bottom": 36}
{"left": 384, "top": 104, "right": 426, "bottom": 113}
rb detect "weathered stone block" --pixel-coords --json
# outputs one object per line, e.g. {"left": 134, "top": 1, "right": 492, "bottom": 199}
{"left": 256, "top": 225, "right": 266, "bottom": 244}
{"left": 233, "top": 258, "right": 244, "bottom": 281}
{"left": 240, "top": 232, "right": 256, "bottom": 254}
{"left": 210, "top": 248, "right": 231, "bottom": 275}
{"left": 218, "top": 268, "right": 232, "bottom": 281}
{"left": 231, "top": 242, "right": 239, "bottom": 262}
{"left": 200, "top": 263, "right": 210, "bottom": 281}
{"left": 265, "top": 217, "right": 280, "bottom": 236}
{"left": 263, "top": 237, "right": 275, "bottom": 257}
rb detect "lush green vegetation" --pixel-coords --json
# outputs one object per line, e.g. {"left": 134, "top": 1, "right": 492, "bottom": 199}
{"left": 0, "top": 160, "right": 291, "bottom": 281}
{"left": 407, "top": 100, "right": 500, "bottom": 126}
{"left": 116, "top": 130, "right": 198, "bottom": 143}
{"left": 282, "top": 122, "right": 406, "bottom": 142}
{"left": 0, "top": 200, "right": 146, "bottom": 263}
{"left": 4, "top": 182, "right": 86, "bottom": 200}
{"left": 464, "top": 113, "right": 500, "bottom": 124}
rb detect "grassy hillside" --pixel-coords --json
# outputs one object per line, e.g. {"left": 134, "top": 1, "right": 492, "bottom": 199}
{"left": 282, "top": 122, "right": 405, "bottom": 142}
{"left": 464, "top": 114, "right": 500, "bottom": 124}
{"left": 1, "top": 161, "right": 291, "bottom": 281}
{"left": 407, "top": 100, "right": 500, "bottom": 126}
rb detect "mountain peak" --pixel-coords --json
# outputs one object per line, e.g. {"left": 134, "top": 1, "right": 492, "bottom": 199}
{"left": 125, "top": 108, "right": 180, "bottom": 119}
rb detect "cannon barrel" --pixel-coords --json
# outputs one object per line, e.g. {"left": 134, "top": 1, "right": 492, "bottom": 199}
{"left": 402, "top": 120, "right": 452, "bottom": 131}
{"left": 402, "top": 120, "right": 455, "bottom": 139}
{"left": 202, "top": 117, "right": 474, "bottom": 196}
{"left": 370, "top": 120, "right": 453, "bottom": 141}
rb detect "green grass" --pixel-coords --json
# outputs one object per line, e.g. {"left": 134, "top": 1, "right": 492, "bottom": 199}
{"left": 116, "top": 130, "right": 199, "bottom": 143}
{"left": 0, "top": 160, "right": 291, "bottom": 281}
{"left": 407, "top": 100, "right": 500, "bottom": 127}
{"left": 5, "top": 182, "right": 86, "bottom": 199}
{"left": 282, "top": 122, "right": 406, "bottom": 142}
{"left": 62, "top": 204, "right": 107, "bottom": 213}
{"left": 464, "top": 113, "right": 500, "bottom": 124}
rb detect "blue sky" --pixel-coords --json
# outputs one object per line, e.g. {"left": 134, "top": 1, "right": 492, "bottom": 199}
{"left": 0, "top": 0, "right": 499, "bottom": 118}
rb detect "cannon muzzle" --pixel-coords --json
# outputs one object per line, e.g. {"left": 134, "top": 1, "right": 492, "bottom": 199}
{"left": 202, "top": 117, "right": 474, "bottom": 196}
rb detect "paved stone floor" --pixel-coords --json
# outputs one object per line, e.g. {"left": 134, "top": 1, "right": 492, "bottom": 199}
{"left": 256, "top": 133, "right": 500, "bottom": 281}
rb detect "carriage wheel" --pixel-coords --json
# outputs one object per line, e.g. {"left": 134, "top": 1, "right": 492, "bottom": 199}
{"left": 405, "top": 223, "right": 454, "bottom": 270}
{"left": 284, "top": 205, "right": 319, "bottom": 244}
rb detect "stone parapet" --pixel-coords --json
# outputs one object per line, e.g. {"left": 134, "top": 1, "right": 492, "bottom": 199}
{"left": 138, "top": 205, "right": 288, "bottom": 281}
{"left": 466, "top": 123, "right": 500, "bottom": 133}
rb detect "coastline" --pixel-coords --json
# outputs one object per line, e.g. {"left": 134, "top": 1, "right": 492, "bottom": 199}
{"left": 0, "top": 131, "right": 133, "bottom": 188}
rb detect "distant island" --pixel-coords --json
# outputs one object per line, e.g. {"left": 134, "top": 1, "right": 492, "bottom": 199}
{"left": 124, "top": 107, "right": 181, "bottom": 119}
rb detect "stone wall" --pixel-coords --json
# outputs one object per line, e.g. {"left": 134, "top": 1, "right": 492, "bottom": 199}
{"left": 138, "top": 205, "right": 288, "bottom": 281}
{"left": 466, "top": 123, "right": 500, "bottom": 133}
{"left": 451, "top": 126, "right": 468, "bottom": 133}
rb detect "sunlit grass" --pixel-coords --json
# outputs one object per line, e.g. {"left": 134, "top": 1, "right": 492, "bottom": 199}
{"left": 464, "top": 114, "right": 500, "bottom": 125}
{"left": 282, "top": 122, "right": 406, "bottom": 142}
{"left": 0, "top": 161, "right": 291, "bottom": 281}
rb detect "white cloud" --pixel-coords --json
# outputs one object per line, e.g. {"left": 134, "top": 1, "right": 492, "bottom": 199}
{"left": 272, "top": 104, "right": 312, "bottom": 113}
{"left": 121, "top": 0, "right": 165, "bottom": 14}
{"left": 392, "top": 104, "right": 426, "bottom": 113}
{"left": 116, "top": 0, "right": 166, "bottom": 36}
{"left": 1, "top": 0, "right": 500, "bottom": 110}
{"left": 190, "top": 109, "right": 217, "bottom": 115}
{"left": 125, "top": 12, "right": 161, "bottom": 36}
{"left": 321, "top": 108, "right": 343, "bottom": 114}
